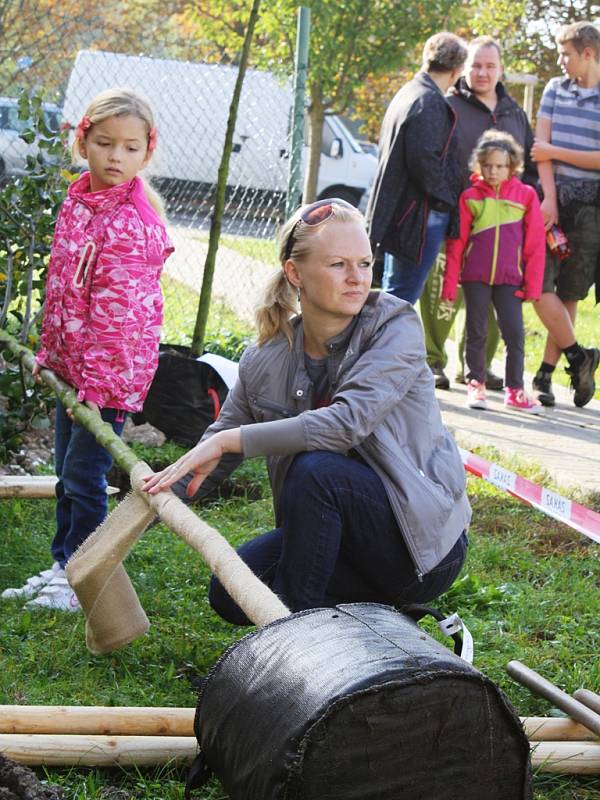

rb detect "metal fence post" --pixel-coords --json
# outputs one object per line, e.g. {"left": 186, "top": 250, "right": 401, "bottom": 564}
{"left": 286, "top": 6, "right": 311, "bottom": 218}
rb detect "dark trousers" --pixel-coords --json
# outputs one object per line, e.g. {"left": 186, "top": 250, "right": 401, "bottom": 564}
{"left": 51, "top": 401, "right": 126, "bottom": 568}
{"left": 382, "top": 209, "right": 450, "bottom": 304}
{"left": 463, "top": 282, "right": 524, "bottom": 389}
{"left": 209, "top": 451, "right": 468, "bottom": 626}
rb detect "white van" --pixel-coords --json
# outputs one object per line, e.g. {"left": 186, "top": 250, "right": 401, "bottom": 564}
{"left": 62, "top": 50, "right": 376, "bottom": 207}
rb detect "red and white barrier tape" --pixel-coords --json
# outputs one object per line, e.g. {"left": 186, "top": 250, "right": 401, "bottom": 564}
{"left": 459, "top": 448, "right": 600, "bottom": 545}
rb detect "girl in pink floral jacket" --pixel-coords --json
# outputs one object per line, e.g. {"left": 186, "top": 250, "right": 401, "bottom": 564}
{"left": 2, "top": 89, "right": 174, "bottom": 611}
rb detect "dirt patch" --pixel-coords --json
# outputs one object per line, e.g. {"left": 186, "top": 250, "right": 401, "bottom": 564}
{"left": 0, "top": 754, "right": 63, "bottom": 800}
{"left": 0, "top": 418, "right": 165, "bottom": 477}
{"left": 0, "top": 422, "right": 55, "bottom": 476}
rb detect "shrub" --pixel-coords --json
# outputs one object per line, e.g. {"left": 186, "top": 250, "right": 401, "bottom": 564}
{"left": 0, "top": 91, "right": 73, "bottom": 460}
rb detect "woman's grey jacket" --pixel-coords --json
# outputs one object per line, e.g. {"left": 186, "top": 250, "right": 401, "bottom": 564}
{"left": 185, "top": 291, "right": 471, "bottom": 577}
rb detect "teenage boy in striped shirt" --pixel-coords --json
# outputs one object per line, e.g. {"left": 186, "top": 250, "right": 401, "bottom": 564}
{"left": 531, "top": 21, "right": 600, "bottom": 408}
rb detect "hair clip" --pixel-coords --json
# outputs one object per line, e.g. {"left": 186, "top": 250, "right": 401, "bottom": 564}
{"left": 148, "top": 127, "right": 158, "bottom": 152}
{"left": 75, "top": 115, "right": 92, "bottom": 140}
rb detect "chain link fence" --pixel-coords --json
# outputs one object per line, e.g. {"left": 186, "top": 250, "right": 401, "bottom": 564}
{"left": 1, "top": 45, "right": 377, "bottom": 342}
{"left": 2, "top": 48, "right": 291, "bottom": 338}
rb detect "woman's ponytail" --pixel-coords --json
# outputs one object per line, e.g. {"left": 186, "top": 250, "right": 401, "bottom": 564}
{"left": 255, "top": 270, "right": 298, "bottom": 346}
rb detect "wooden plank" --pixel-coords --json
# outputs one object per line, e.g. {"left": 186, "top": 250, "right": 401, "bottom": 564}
{"left": 0, "top": 476, "right": 118, "bottom": 498}
{"left": 0, "top": 705, "right": 194, "bottom": 736}
{"left": 0, "top": 733, "right": 197, "bottom": 766}
{"left": 531, "top": 741, "right": 600, "bottom": 774}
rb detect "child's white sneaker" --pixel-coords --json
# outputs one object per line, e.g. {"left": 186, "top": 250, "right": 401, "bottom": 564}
{"left": 1, "top": 562, "right": 62, "bottom": 599}
{"left": 25, "top": 574, "right": 81, "bottom": 612}
{"left": 466, "top": 379, "right": 487, "bottom": 410}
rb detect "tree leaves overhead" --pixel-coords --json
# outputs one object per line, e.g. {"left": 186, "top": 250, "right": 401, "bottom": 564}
{"left": 468, "top": 0, "right": 600, "bottom": 85}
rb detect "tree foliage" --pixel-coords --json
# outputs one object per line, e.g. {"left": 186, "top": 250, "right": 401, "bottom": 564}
{"left": 185, "top": 0, "right": 462, "bottom": 200}
{"left": 0, "top": 0, "right": 220, "bottom": 100}
{"left": 0, "top": 92, "right": 72, "bottom": 458}
{"left": 469, "top": 0, "right": 600, "bottom": 85}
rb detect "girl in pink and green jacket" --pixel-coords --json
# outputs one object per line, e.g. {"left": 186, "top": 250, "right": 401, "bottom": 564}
{"left": 441, "top": 130, "right": 545, "bottom": 413}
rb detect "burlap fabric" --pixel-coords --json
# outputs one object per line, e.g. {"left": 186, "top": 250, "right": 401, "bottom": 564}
{"left": 66, "top": 462, "right": 289, "bottom": 655}
{"left": 66, "top": 469, "right": 155, "bottom": 654}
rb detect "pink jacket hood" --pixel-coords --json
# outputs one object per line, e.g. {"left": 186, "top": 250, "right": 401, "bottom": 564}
{"left": 37, "top": 173, "right": 174, "bottom": 411}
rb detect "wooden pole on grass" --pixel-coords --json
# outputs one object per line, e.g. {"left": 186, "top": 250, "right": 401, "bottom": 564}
{"left": 0, "top": 734, "right": 197, "bottom": 767}
{"left": 1, "top": 705, "right": 598, "bottom": 743}
{"left": 1, "top": 733, "right": 599, "bottom": 772}
{"left": 0, "top": 475, "right": 118, "bottom": 498}
{"left": 0, "top": 705, "right": 195, "bottom": 736}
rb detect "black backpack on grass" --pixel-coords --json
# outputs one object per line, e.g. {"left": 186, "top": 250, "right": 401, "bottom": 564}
{"left": 132, "top": 345, "right": 230, "bottom": 447}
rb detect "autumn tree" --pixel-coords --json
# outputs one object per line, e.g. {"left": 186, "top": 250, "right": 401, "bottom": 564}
{"left": 347, "top": 0, "right": 599, "bottom": 145}
{"left": 468, "top": 0, "right": 600, "bottom": 95}
{"left": 0, "top": 0, "right": 220, "bottom": 101}
{"left": 183, "top": 0, "right": 463, "bottom": 202}
{"left": 0, "top": 0, "right": 99, "bottom": 96}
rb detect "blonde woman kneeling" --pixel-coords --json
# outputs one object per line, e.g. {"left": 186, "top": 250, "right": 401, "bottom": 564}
{"left": 143, "top": 199, "right": 470, "bottom": 625}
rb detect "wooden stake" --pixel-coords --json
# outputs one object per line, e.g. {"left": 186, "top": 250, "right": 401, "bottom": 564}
{"left": 530, "top": 741, "right": 600, "bottom": 774}
{"left": 0, "top": 705, "right": 194, "bottom": 736}
{"left": 0, "top": 734, "right": 196, "bottom": 766}
{"left": 1, "top": 733, "right": 599, "bottom": 773}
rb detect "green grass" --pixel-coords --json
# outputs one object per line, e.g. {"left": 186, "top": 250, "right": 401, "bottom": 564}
{"left": 0, "top": 446, "right": 599, "bottom": 798}
{"left": 160, "top": 274, "right": 253, "bottom": 352}
{"left": 191, "top": 232, "right": 280, "bottom": 267}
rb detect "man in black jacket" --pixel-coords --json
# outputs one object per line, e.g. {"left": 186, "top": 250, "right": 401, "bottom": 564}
{"left": 366, "top": 32, "right": 467, "bottom": 305}
{"left": 420, "top": 36, "right": 537, "bottom": 390}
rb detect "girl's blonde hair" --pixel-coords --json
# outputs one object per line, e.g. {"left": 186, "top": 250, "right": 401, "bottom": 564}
{"left": 72, "top": 87, "right": 166, "bottom": 218}
{"left": 255, "top": 201, "right": 364, "bottom": 346}
{"left": 469, "top": 129, "right": 524, "bottom": 177}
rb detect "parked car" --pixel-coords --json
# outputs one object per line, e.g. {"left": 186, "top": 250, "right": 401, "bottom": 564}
{"left": 0, "top": 97, "right": 61, "bottom": 179}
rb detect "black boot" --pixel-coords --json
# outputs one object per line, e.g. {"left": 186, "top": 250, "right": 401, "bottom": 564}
{"left": 532, "top": 370, "right": 555, "bottom": 407}
{"left": 566, "top": 347, "right": 600, "bottom": 408}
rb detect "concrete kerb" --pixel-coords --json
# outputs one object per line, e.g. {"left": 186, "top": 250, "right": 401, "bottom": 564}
{"left": 438, "top": 350, "right": 600, "bottom": 497}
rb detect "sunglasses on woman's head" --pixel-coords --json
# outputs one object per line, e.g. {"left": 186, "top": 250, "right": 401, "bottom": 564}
{"left": 283, "top": 197, "right": 356, "bottom": 262}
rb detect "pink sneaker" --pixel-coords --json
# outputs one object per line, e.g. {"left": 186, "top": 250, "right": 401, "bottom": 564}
{"left": 504, "top": 387, "right": 543, "bottom": 415}
{"left": 466, "top": 380, "right": 487, "bottom": 410}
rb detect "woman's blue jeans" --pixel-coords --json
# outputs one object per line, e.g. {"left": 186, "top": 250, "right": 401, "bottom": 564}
{"left": 51, "top": 401, "right": 126, "bottom": 568}
{"left": 383, "top": 209, "right": 450, "bottom": 304}
{"left": 209, "top": 451, "right": 467, "bottom": 625}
